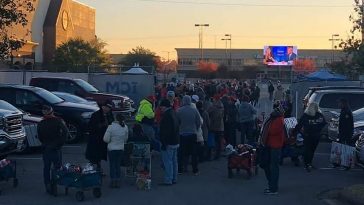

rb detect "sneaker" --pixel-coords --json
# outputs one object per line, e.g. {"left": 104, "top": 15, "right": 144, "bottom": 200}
{"left": 193, "top": 172, "right": 200, "bottom": 176}
{"left": 304, "top": 165, "right": 311, "bottom": 172}
{"left": 264, "top": 189, "right": 278, "bottom": 195}
{"left": 339, "top": 167, "right": 350, "bottom": 171}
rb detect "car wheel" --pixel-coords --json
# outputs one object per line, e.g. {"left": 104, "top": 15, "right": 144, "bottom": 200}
{"left": 66, "top": 123, "right": 81, "bottom": 143}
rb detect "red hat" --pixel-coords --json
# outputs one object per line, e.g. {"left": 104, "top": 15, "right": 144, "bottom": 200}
{"left": 146, "top": 95, "right": 156, "bottom": 102}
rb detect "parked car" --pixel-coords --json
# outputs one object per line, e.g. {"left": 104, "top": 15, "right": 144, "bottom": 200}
{"left": 52, "top": 92, "right": 98, "bottom": 107}
{"left": 0, "top": 102, "right": 26, "bottom": 156}
{"left": 303, "top": 86, "right": 364, "bottom": 109}
{"left": 355, "top": 131, "right": 364, "bottom": 168}
{"left": 0, "top": 84, "right": 99, "bottom": 143}
{"left": 308, "top": 89, "right": 364, "bottom": 138}
{"left": 29, "top": 77, "right": 135, "bottom": 114}
{"left": 0, "top": 100, "right": 42, "bottom": 150}
{"left": 328, "top": 108, "right": 364, "bottom": 141}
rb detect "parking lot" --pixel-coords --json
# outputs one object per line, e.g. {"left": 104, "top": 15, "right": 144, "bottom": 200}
{"left": 0, "top": 142, "right": 362, "bottom": 205}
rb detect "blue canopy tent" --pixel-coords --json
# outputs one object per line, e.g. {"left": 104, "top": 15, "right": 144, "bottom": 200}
{"left": 301, "top": 69, "right": 347, "bottom": 81}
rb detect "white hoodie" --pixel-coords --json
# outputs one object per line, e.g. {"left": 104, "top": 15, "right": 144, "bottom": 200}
{"left": 103, "top": 122, "right": 129, "bottom": 151}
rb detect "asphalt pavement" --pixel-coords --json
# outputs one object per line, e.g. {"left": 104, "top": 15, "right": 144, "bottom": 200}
{"left": 0, "top": 83, "right": 363, "bottom": 205}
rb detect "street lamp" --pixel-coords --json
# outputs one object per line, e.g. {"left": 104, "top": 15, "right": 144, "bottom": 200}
{"left": 195, "top": 24, "right": 210, "bottom": 61}
{"left": 225, "top": 34, "right": 232, "bottom": 67}
{"left": 221, "top": 38, "right": 231, "bottom": 66}
{"left": 161, "top": 51, "right": 171, "bottom": 61}
{"left": 329, "top": 34, "right": 340, "bottom": 63}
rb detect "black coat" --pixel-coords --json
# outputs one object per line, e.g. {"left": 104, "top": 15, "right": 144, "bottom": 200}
{"left": 159, "top": 108, "right": 179, "bottom": 146}
{"left": 38, "top": 116, "right": 68, "bottom": 151}
{"left": 294, "top": 112, "right": 326, "bottom": 139}
{"left": 85, "top": 109, "right": 113, "bottom": 162}
{"left": 339, "top": 108, "right": 354, "bottom": 143}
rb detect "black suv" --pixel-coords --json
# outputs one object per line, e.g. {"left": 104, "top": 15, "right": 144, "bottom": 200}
{"left": 0, "top": 85, "right": 99, "bottom": 143}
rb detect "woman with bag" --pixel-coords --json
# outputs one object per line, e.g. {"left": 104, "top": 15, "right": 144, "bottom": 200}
{"left": 293, "top": 102, "right": 326, "bottom": 172}
{"left": 103, "top": 114, "right": 129, "bottom": 188}
{"left": 259, "top": 102, "right": 286, "bottom": 195}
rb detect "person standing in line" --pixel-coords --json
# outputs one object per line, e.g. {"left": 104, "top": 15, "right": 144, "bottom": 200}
{"left": 338, "top": 99, "right": 354, "bottom": 145}
{"left": 238, "top": 95, "right": 257, "bottom": 145}
{"left": 135, "top": 96, "right": 156, "bottom": 141}
{"left": 196, "top": 101, "right": 210, "bottom": 162}
{"left": 103, "top": 114, "right": 129, "bottom": 188}
{"left": 177, "top": 96, "right": 201, "bottom": 175}
{"left": 208, "top": 95, "right": 225, "bottom": 160}
{"left": 225, "top": 97, "right": 238, "bottom": 146}
{"left": 159, "top": 99, "right": 180, "bottom": 185}
{"left": 260, "top": 103, "right": 286, "bottom": 195}
{"left": 268, "top": 81, "right": 275, "bottom": 101}
{"left": 86, "top": 101, "right": 114, "bottom": 172}
{"left": 293, "top": 103, "right": 326, "bottom": 172}
{"left": 38, "top": 105, "right": 69, "bottom": 194}
{"left": 252, "top": 84, "right": 261, "bottom": 107}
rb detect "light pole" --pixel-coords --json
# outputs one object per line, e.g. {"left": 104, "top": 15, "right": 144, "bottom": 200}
{"left": 329, "top": 34, "right": 340, "bottom": 63}
{"left": 221, "top": 38, "right": 231, "bottom": 66}
{"left": 225, "top": 34, "right": 232, "bottom": 67}
{"left": 195, "top": 24, "right": 209, "bottom": 61}
{"left": 161, "top": 51, "right": 171, "bottom": 61}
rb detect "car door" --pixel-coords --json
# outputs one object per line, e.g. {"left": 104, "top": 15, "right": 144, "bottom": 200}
{"left": 14, "top": 90, "right": 44, "bottom": 116}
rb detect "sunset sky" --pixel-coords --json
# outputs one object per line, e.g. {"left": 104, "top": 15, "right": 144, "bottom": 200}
{"left": 79, "top": 0, "right": 356, "bottom": 60}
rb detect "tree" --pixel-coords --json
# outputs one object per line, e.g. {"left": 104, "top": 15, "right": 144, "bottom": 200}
{"left": 53, "top": 38, "right": 109, "bottom": 72}
{"left": 0, "top": 0, "right": 35, "bottom": 61}
{"left": 122, "top": 46, "right": 159, "bottom": 68}
{"left": 332, "top": 0, "right": 364, "bottom": 77}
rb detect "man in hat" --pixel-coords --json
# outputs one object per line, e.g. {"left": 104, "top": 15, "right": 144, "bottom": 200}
{"left": 159, "top": 99, "right": 179, "bottom": 185}
{"left": 37, "top": 105, "right": 69, "bottom": 194}
{"left": 86, "top": 100, "right": 114, "bottom": 171}
{"left": 136, "top": 96, "right": 156, "bottom": 141}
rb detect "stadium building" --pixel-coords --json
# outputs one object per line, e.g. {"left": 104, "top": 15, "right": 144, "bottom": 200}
{"left": 7, "top": 0, "right": 95, "bottom": 69}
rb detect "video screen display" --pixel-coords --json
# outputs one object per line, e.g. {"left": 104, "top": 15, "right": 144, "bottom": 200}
{"left": 263, "top": 46, "right": 298, "bottom": 66}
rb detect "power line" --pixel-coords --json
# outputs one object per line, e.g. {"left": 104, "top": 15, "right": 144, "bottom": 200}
{"left": 133, "top": 0, "right": 352, "bottom": 8}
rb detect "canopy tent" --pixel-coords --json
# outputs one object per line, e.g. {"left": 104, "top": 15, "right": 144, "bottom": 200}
{"left": 301, "top": 69, "right": 347, "bottom": 81}
{"left": 123, "top": 64, "right": 149, "bottom": 75}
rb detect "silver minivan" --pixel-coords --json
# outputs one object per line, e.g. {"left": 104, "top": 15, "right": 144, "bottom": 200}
{"left": 308, "top": 89, "right": 364, "bottom": 138}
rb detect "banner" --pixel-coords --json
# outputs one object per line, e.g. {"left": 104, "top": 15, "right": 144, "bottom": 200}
{"left": 330, "top": 142, "right": 356, "bottom": 168}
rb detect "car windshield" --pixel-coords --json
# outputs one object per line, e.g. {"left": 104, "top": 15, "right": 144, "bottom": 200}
{"left": 0, "top": 100, "right": 18, "bottom": 112}
{"left": 56, "top": 93, "right": 88, "bottom": 103}
{"left": 74, "top": 79, "right": 99, "bottom": 93}
{"left": 36, "top": 89, "right": 64, "bottom": 104}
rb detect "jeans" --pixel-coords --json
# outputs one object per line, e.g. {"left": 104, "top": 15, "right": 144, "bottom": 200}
{"left": 213, "top": 131, "right": 224, "bottom": 159}
{"left": 178, "top": 134, "right": 199, "bottom": 173}
{"left": 108, "top": 150, "right": 123, "bottom": 180}
{"left": 161, "top": 145, "right": 179, "bottom": 184}
{"left": 263, "top": 148, "right": 281, "bottom": 192}
{"left": 304, "top": 136, "right": 320, "bottom": 166}
{"left": 225, "top": 123, "right": 237, "bottom": 146}
{"left": 240, "top": 121, "right": 255, "bottom": 145}
{"left": 43, "top": 148, "right": 62, "bottom": 185}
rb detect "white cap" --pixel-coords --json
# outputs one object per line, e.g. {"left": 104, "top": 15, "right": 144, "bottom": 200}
{"left": 191, "top": 95, "right": 199, "bottom": 102}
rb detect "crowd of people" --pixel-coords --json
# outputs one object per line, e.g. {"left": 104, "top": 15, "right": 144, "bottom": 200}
{"left": 36, "top": 79, "right": 355, "bottom": 196}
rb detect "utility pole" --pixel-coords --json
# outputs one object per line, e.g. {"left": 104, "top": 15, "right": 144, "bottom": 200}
{"left": 221, "top": 38, "right": 230, "bottom": 66}
{"left": 195, "top": 24, "right": 209, "bottom": 61}
{"left": 329, "top": 34, "right": 340, "bottom": 63}
{"left": 225, "top": 34, "right": 232, "bottom": 68}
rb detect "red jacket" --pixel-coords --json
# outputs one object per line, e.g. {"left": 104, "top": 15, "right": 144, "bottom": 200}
{"left": 266, "top": 116, "right": 285, "bottom": 149}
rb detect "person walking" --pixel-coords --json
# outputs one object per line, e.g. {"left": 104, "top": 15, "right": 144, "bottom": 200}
{"left": 293, "top": 102, "right": 326, "bottom": 172}
{"left": 260, "top": 103, "right": 286, "bottom": 195}
{"left": 177, "top": 96, "right": 201, "bottom": 175}
{"left": 338, "top": 99, "right": 354, "bottom": 145}
{"left": 274, "top": 85, "right": 285, "bottom": 102}
{"left": 103, "top": 114, "right": 128, "bottom": 188}
{"left": 159, "top": 99, "right": 180, "bottom": 185}
{"left": 268, "top": 81, "right": 275, "bottom": 101}
{"left": 208, "top": 95, "right": 225, "bottom": 160}
{"left": 238, "top": 95, "right": 257, "bottom": 145}
{"left": 37, "top": 105, "right": 69, "bottom": 194}
{"left": 86, "top": 101, "right": 114, "bottom": 171}
{"left": 252, "top": 85, "right": 261, "bottom": 107}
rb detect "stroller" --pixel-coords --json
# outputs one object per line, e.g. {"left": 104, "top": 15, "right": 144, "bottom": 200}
{"left": 280, "top": 133, "right": 304, "bottom": 166}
